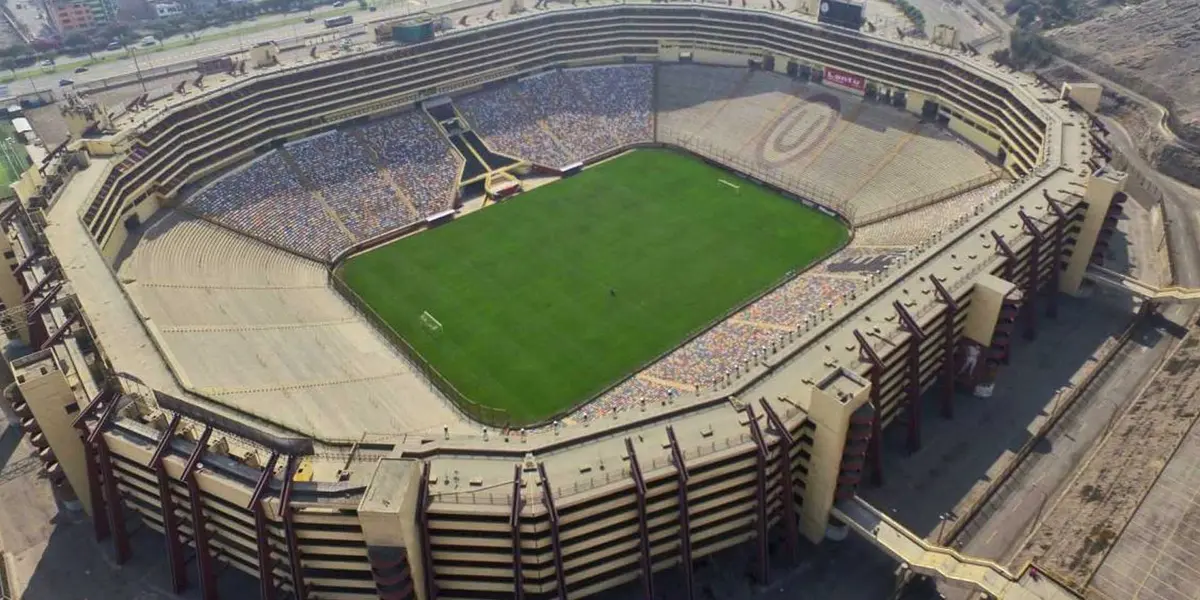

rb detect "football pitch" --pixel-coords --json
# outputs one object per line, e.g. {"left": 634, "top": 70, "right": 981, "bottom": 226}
{"left": 340, "top": 149, "right": 848, "bottom": 424}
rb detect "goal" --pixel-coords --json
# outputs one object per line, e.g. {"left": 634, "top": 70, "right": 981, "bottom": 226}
{"left": 420, "top": 311, "right": 443, "bottom": 334}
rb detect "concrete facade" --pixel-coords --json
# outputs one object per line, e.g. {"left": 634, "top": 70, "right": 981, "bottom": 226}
{"left": 6, "top": 3, "right": 1123, "bottom": 600}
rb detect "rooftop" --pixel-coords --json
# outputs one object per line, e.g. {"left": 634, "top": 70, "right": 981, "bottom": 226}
{"left": 40, "top": 2, "right": 1100, "bottom": 493}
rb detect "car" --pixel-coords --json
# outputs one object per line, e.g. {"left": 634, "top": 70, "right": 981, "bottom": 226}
{"left": 106, "top": 41, "right": 122, "bottom": 51}
{"left": 58, "top": 78, "right": 73, "bottom": 87}
{"left": 140, "top": 35, "right": 157, "bottom": 47}
{"left": 39, "top": 58, "right": 53, "bottom": 67}
{"left": 74, "top": 65, "right": 88, "bottom": 73}
{"left": 304, "top": 16, "right": 315, "bottom": 22}
{"left": 332, "top": 1, "right": 344, "bottom": 6}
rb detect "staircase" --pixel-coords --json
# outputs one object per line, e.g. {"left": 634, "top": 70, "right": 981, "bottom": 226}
{"left": 1086, "top": 265, "right": 1200, "bottom": 304}
{"left": 832, "top": 496, "right": 1071, "bottom": 599}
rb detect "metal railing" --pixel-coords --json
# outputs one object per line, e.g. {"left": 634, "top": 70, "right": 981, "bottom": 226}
{"left": 854, "top": 171, "right": 1001, "bottom": 226}
{"left": 327, "top": 270, "right": 509, "bottom": 427}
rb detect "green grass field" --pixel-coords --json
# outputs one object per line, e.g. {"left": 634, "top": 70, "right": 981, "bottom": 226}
{"left": 0, "top": 122, "right": 30, "bottom": 199}
{"left": 341, "top": 149, "right": 848, "bottom": 424}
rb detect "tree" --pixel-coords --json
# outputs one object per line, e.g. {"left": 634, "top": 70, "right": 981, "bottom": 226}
{"left": 62, "top": 32, "right": 96, "bottom": 60}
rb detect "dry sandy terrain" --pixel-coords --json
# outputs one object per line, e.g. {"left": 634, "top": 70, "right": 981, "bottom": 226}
{"left": 1012, "top": 320, "right": 1200, "bottom": 590}
{"left": 1047, "top": 0, "right": 1200, "bottom": 146}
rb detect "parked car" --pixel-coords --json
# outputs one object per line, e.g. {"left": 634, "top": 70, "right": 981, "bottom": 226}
{"left": 304, "top": 16, "right": 315, "bottom": 22}
{"left": 332, "top": 1, "right": 344, "bottom": 6}
{"left": 74, "top": 65, "right": 88, "bottom": 73}
{"left": 106, "top": 41, "right": 122, "bottom": 51}
{"left": 39, "top": 58, "right": 53, "bottom": 67}
{"left": 140, "top": 35, "right": 157, "bottom": 47}
{"left": 58, "top": 78, "right": 73, "bottom": 87}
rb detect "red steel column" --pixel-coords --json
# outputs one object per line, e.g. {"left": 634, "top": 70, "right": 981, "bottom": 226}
{"left": 665, "top": 426, "right": 694, "bottom": 600}
{"left": 624, "top": 438, "right": 654, "bottom": 600}
{"left": 246, "top": 452, "right": 281, "bottom": 600}
{"left": 537, "top": 463, "right": 568, "bottom": 600}
{"left": 510, "top": 464, "right": 524, "bottom": 600}
{"left": 278, "top": 455, "right": 305, "bottom": 600}
{"left": 182, "top": 426, "right": 218, "bottom": 600}
{"left": 745, "top": 406, "right": 771, "bottom": 584}
{"left": 931, "top": 277, "right": 958, "bottom": 419}
{"left": 854, "top": 330, "right": 884, "bottom": 486}
{"left": 759, "top": 399, "right": 798, "bottom": 559}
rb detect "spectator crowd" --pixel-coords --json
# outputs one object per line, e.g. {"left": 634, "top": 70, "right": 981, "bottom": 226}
{"left": 459, "top": 64, "right": 654, "bottom": 169}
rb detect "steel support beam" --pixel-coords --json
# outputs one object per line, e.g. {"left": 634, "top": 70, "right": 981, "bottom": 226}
{"left": 1019, "top": 211, "right": 1043, "bottom": 340}
{"left": 75, "top": 389, "right": 120, "bottom": 542}
{"left": 894, "top": 301, "right": 925, "bottom": 453}
{"left": 40, "top": 311, "right": 79, "bottom": 350}
{"left": 745, "top": 406, "right": 770, "bottom": 585}
{"left": 96, "top": 431, "right": 131, "bottom": 564}
{"left": 991, "top": 231, "right": 1017, "bottom": 282}
{"left": 247, "top": 452, "right": 280, "bottom": 600}
{"left": 182, "top": 426, "right": 218, "bottom": 600}
{"left": 26, "top": 282, "right": 62, "bottom": 324}
{"left": 853, "top": 330, "right": 884, "bottom": 486}
{"left": 148, "top": 414, "right": 186, "bottom": 593}
{"left": 665, "top": 426, "right": 694, "bottom": 600}
{"left": 78, "top": 429, "right": 109, "bottom": 540}
{"left": 278, "top": 455, "right": 305, "bottom": 600}
{"left": 510, "top": 464, "right": 524, "bottom": 600}
{"left": 1046, "top": 194, "right": 1068, "bottom": 319}
{"left": 21, "top": 268, "right": 57, "bottom": 304}
{"left": 759, "top": 399, "right": 798, "bottom": 559}
{"left": 415, "top": 462, "right": 435, "bottom": 600}
{"left": 931, "top": 277, "right": 958, "bottom": 419}
{"left": 624, "top": 438, "right": 654, "bottom": 600}
{"left": 12, "top": 249, "right": 39, "bottom": 274}
{"left": 537, "top": 462, "right": 568, "bottom": 600}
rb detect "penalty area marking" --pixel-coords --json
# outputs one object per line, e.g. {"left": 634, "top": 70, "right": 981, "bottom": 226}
{"left": 718, "top": 179, "right": 741, "bottom": 193}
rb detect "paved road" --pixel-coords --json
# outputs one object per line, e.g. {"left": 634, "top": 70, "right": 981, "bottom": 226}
{"left": 933, "top": 44, "right": 1200, "bottom": 600}
{"left": 6, "top": 1, "right": 457, "bottom": 98}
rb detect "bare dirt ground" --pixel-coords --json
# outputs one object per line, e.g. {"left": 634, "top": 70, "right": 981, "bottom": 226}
{"left": 1046, "top": 0, "right": 1200, "bottom": 146}
{"left": 1011, "top": 317, "right": 1200, "bottom": 591}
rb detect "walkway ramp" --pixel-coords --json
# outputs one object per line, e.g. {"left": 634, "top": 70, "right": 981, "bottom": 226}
{"left": 832, "top": 497, "right": 1045, "bottom": 599}
{"left": 1085, "top": 266, "right": 1200, "bottom": 304}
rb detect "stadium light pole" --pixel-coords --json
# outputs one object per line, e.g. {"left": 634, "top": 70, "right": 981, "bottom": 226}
{"left": 127, "top": 46, "right": 148, "bottom": 94}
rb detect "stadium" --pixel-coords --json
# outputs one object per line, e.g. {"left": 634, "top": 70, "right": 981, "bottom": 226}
{"left": 0, "top": 2, "right": 1126, "bottom": 600}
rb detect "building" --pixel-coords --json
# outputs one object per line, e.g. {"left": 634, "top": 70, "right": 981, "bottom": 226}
{"left": 47, "top": 0, "right": 100, "bottom": 33}
{"left": 152, "top": 1, "right": 183, "bottom": 18}
{"left": 3, "top": 3, "right": 1124, "bottom": 600}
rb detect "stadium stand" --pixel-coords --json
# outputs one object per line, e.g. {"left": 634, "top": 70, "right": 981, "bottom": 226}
{"left": 181, "top": 152, "right": 349, "bottom": 261}
{"left": 285, "top": 131, "right": 420, "bottom": 239}
{"left": 657, "top": 66, "right": 999, "bottom": 222}
{"left": 656, "top": 65, "right": 749, "bottom": 137}
{"left": 457, "top": 83, "right": 572, "bottom": 168}
{"left": 461, "top": 65, "right": 654, "bottom": 168}
{"left": 115, "top": 211, "right": 460, "bottom": 436}
{"left": 850, "top": 127, "right": 997, "bottom": 211}
{"left": 355, "top": 110, "right": 463, "bottom": 216}
{"left": 852, "top": 180, "right": 1010, "bottom": 247}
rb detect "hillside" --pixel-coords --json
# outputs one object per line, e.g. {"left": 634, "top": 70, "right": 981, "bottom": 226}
{"left": 1046, "top": 0, "right": 1200, "bottom": 146}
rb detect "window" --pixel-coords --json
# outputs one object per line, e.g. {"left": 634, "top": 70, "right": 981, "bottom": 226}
{"left": 65, "top": 402, "right": 80, "bottom": 415}
{"left": 3, "top": 251, "right": 14, "bottom": 259}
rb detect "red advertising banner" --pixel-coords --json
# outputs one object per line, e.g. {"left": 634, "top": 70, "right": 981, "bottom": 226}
{"left": 823, "top": 66, "right": 866, "bottom": 92}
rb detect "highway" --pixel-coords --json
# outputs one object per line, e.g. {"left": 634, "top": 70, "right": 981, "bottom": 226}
{"left": 5, "top": 0, "right": 473, "bottom": 98}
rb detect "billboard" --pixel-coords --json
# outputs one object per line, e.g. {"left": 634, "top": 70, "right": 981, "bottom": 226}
{"left": 823, "top": 66, "right": 866, "bottom": 92}
{"left": 817, "top": 0, "right": 865, "bottom": 30}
